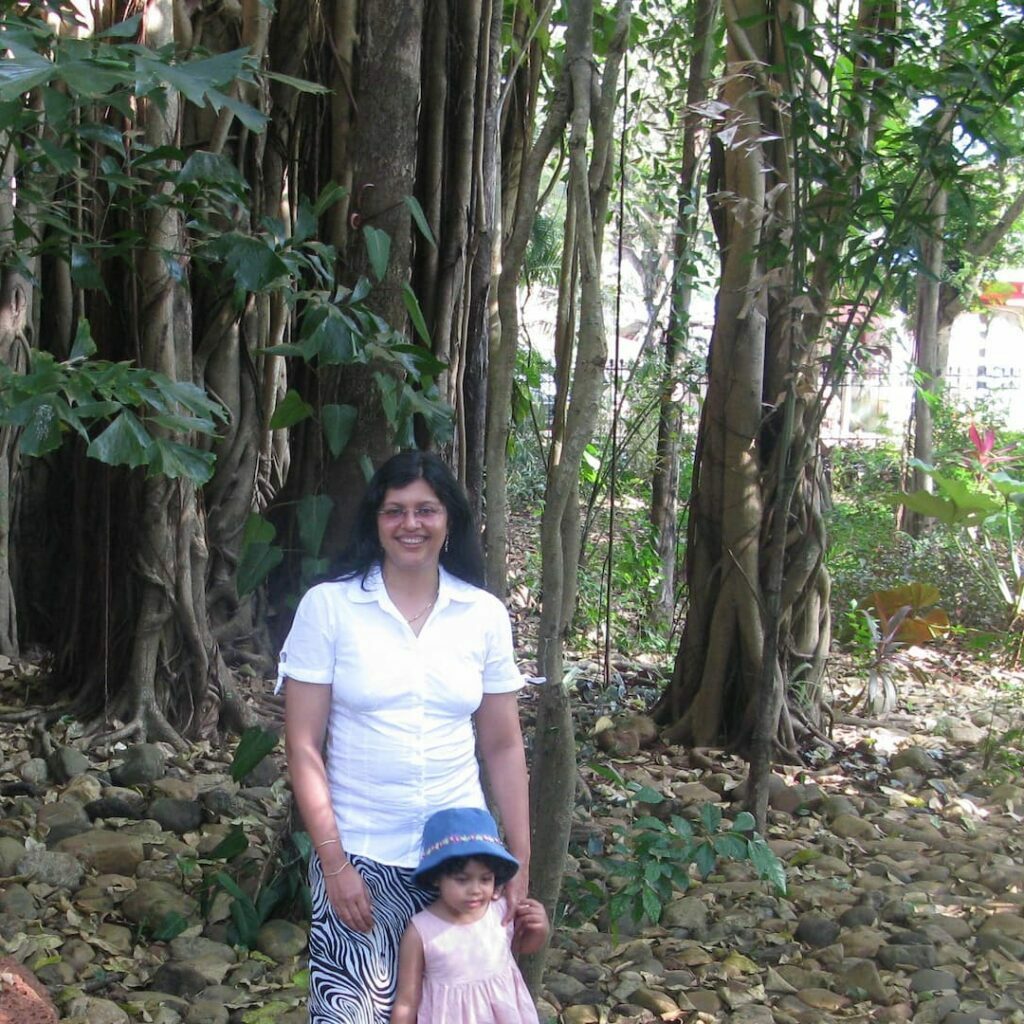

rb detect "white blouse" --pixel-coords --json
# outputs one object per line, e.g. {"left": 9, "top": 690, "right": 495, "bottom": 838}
{"left": 278, "top": 566, "right": 523, "bottom": 867}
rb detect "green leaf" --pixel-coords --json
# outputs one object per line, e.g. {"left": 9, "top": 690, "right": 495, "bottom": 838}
{"left": 149, "top": 911, "right": 189, "bottom": 942}
{"left": 404, "top": 195, "right": 437, "bottom": 247}
{"left": 177, "top": 150, "right": 247, "bottom": 191}
{"left": 208, "top": 824, "right": 249, "bottom": 861}
{"left": 20, "top": 400, "right": 63, "bottom": 457}
{"left": 236, "top": 541, "right": 283, "bottom": 598}
{"left": 693, "top": 840, "right": 717, "bottom": 878}
{"left": 698, "top": 803, "right": 722, "bottom": 833}
{"left": 97, "top": 14, "right": 143, "bottom": 38}
{"left": 230, "top": 726, "right": 280, "bottom": 782}
{"left": 732, "top": 811, "right": 756, "bottom": 832}
{"left": 321, "top": 404, "right": 357, "bottom": 458}
{"left": 641, "top": 884, "right": 662, "bottom": 924}
{"left": 670, "top": 815, "right": 694, "bottom": 838}
{"left": 70, "top": 245, "right": 105, "bottom": 291}
{"left": 87, "top": 411, "right": 152, "bottom": 469}
{"left": 220, "top": 236, "right": 291, "bottom": 292}
{"left": 269, "top": 389, "right": 314, "bottom": 430}
{"left": 263, "top": 70, "right": 332, "bottom": 95}
{"left": 242, "top": 512, "right": 276, "bottom": 546}
{"left": 297, "top": 494, "right": 333, "bottom": 558}
{"left": 896, "top": 489, "right": 959, "bottom": 525}
{"left": 713, "top": 834, "right": 748, "bottom": 860}
{"left": 363, "top": 226, "right": 390, "bottom": 282}
{"left": 748, "top": 839, "right": 787, "bottom": 894}
{"left": 69, "top": 320, "right": 97, "bottom": 361}
{"left": 401, "top": 283, "right": 431, "bottom": 345}
{"left": 630, "top": 785, "right": 665, "bottom": 804}
{"left": 147, "top": 439, "right": 216, "bottom": 484}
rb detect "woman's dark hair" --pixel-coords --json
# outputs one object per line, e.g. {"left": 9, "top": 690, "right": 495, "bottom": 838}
{"left": 334, "top": 451, "right": 485, "bottom": 587}
{"left": 418, "top": 853, "right": 518, "bottom": 890}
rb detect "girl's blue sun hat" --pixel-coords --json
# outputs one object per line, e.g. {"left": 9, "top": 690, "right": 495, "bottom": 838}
{"left": 412, "top": 806, "right": 520, "bottom": 886}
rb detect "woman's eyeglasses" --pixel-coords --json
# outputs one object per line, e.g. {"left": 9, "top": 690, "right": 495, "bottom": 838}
{"left": 377, "top": 504, "right": 445, "bottom": 523}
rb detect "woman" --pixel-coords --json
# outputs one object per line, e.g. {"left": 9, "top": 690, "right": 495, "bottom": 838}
{"left": 281, "top": 452, "right": 531, "bottom": 1024}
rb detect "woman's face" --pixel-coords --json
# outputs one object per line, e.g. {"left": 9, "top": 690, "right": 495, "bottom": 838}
{"left": 376, "top": 478, "right": 448, "bottom": 576}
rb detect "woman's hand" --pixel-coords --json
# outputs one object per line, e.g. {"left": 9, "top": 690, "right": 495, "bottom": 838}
{"left": 325, "top": 861, "right": 374, "bottom": 932}
{"left": 512, "top": 897, "right": 550, "bottom": 955}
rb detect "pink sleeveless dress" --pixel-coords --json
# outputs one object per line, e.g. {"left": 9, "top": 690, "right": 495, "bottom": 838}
{"left": 410, "top": 897, "right": 540, "bottom": 1024}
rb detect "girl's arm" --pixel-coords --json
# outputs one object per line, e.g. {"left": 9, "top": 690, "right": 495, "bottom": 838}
{"left": 284, "top": 679, "right": 373, "bottom": 932}
{"left": 474, "top": 692, "right": 531, "bottom": 917}
{"left": 513, "top": 897, "right": 550, "bottom": 956}
{"left": 390, "top": 926, "right": 425, "bottom": 1024}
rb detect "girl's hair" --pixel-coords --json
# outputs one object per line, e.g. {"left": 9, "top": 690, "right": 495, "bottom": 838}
{"left": 333, "top": 451, "right": 485, "bottom": 587}
{"left": 419, "top": 854, "right": 518, "bottom": 891}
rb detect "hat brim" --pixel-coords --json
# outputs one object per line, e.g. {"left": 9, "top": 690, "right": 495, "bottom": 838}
{"left": 411, "top": 838, "right": 519, "bottom": 887}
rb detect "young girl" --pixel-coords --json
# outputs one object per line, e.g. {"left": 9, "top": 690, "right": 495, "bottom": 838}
{"left": 390, "top": 807, "right": 550, "bottom": 1024}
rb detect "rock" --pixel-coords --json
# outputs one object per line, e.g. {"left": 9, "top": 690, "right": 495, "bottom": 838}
{"left": 60, "top": 938, "right": 96, "bottom": 973}
{"left": 169, "top": 936, "right": 236, "bottom": 964}
{"left": 879, "top": 899, "right": 917, "bottom": 925}
{"left": 48, "top": 746, "right": 92, "bottom": 783}
{"left": 561, "top": 1007, "right": 601, "bottom": 1024}
{"left": 152, "top": 777, "right": 199, "bottom": 801}
{"left": 184, "top": 1001, "right": 230, "bottom": 1024}
{"left": 977, "top": 912, "right": 1024, "bottom": 940}
{"left": 830, "top": 813, "right": 879, "bottom": 840}
{"left": 877, "top": 944, "right": 937, "bottom": 970}
{"left": 149, "top": 962, "right": 214, "bottom": 998}
{"left": 910, "top": 969, "right": 958, "bottom": 993}
{"left": 731, "top": 1006, "right": 775, "bottom": 1024}
{"left": 795, "top": 912, "right": 840, "bottom": 948}
{"left": 94, "top": 922, "right": 134, "bottom": 955}
{"left": 0, "top": 884, "right": 37, "bottom": 919}
{"left": 55, "top": 830, "right": 144, "bottom": 875}
{"left": 840, "top": 904, "right": 878, "bottom": 927}
{"left": 85, "top": 797, "right": 144, "bottom": 821}
{"left": 840, "top": 959, "right": 889, "bottom": 1003}
{"left": 16, "top": 847, "right": 84, "bottom": 887}
{"left": 798, "top": 988, "right": 851, "bottom": 1011}
{"left": 673, "top": 782, "right": 721, "bottom": 804}
{"left": 64, "top": 994, "right": 131, "bottom": 1023}
{"left": 121, "top": 879, "right": 199, "bottom": 927}
{"left": 147, "top": 797, "right": 203, "bottom": 834}
{"left": 0, "top": 956, "right": 59, "bottom": 1023}
{"left": 200, "top": 789, "right": 244, "bottom": 819}
{"left": 543, "top": 970, "right": 588, "bottom": 1004}
{"left": 19, "top": 758, "right": 49, "bottom": 786}
{"left": 62, "top": 774, "right": 103, "bottom": 806}
{"left": 255, "top": 919, "right": 307, "bottom": 960}
{"left": 911, "top": 993, "right": 961, "bottom": 1024}
{"left": 822, "top": 795, "right": 860, "bottom": 819}
{"left": 629, "top": 987, "right": 680, "bottom": 1015}
{"left": 111, "top": 743, "right": 167, "bottom": 786}
{"left": 687, "top": 990, "right": 722, "bottom": 1013}
{"left": 661, "top": 895, "right": 708, "bottom": 933}
{"left": 37, "top": 797, "right": 91, "bottom": 837}
{"left": 839, "top": 925, "right": 886, "bottom": 961}
{"left": 0, "top": 836, "right": 26, "bottom": 875}
{"left": 890, "top": 746, "right": 939, "bottom": 775}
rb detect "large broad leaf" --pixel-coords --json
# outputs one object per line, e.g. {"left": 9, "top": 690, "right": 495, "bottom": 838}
{"left": 403, "top": 195, "right": 437, "bottom": 247}
{"left": 363, "top": 226, "right": 390, "bottom": 282}
{"left": 297, "top": 494, "right": 333, "bottom": 558}
{"left": 177, "top": 150, "right": 247, "bottom": 191}
{"left": 236, "top": 541, "right": 283, "bottom": 597}
{"left": 897, "top": 490, "right": 960, "bottom": 526}
{"left": 321, "top": 404, "right": 357, "bottom": 458}
{"left": 269, "top": 389, "right": 314, "bottom": 430}
{"left": 222, "top": 236, "right": 291, "bottom": 293}
{"left": 230, "top": 726, "right": 280, "bottom": 782}
{"left": 0, "top": 43, "right": 54, "bottom": 101}
{"left": 748, "top": 839, "right": 787, "bottom": 895}
{"left": 147, "top": 439, "right": 216, "bottom": 484}
{"left": 69, "top": 319, "right": 97, "bottom": 361}
{"left": 401, "top": 282, "right": 431, "bottom": 345}
{"left": 87, "top": 411, "right": 152, "bottom": 469}
{"left": 19, "top": 399, "right": 66, "bottom": 456}
{"left": 208, "top": 824, "right": 249, "bottom": 861}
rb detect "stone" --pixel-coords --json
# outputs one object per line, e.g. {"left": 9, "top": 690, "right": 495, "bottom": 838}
{"left": 822, "top": 795, "right": 860, "bottom": 819}
{"left": 62, "top": 774, "right": 103, "bottom": 806}
{"left": 0, "top": 836, "right": 26, "bottom": 876}
{"left": 661, "top": 895, "right": 708, "bottom": 933}
{"left": 561, "top": 1007, "right": 601, "bottom": 1024}
{"left": 798, "top": 988, "right": 851, "bottom": 1011}
{"left": 0, "top": 883, "right": 37, "bottom": 919}
{"left": 16, "top": 848, "right": 84, "bottom": 887}
{"left": 0, "top": 956, "right": 59, "bottom": 1023}
{"left": 795, "top": 912, "right": 841, "bottom": 948}
{"left": 890, "top": 746, "right": 940, "bottom": 775}
{"left": 543, "top": 970, "right": 588, "bottom": 1004}
{"left": 184, "top": 1001, "right": 230, "bottom": 1024}
{"left": 629, "top": 987, "right": 680, "bottom": 1015}
{"left": 49, "top": 746, "right": 92, "bottom": 783}
{"left": 169, "top": 936, "right": 236, "bottom": 964}
{"left": 18, "top": 758, "right": 49, "bottom": 786}
{"left": 120, "top": 879, "right": 199, "bottom": 927}
{"left": 147, "top": 798, "right": 203, "bottom": 835}
{"left": 255, "top": 919, "right": 307, "bottom": 960}
{"left": 910, "top": 969, "right": 959, "bottom": 993}
{"left": 149, "top": 962, "right": 214, "bottom": 998}
{"left": 60, "top": 938, "right": 96, "bottom": 972}
{"left": 85, "top": 797, "right": 144, "bottom": 821}
{"left": 687, "top": 990, "right": 722, "bottom": 1013}
{"left": 911, "top": 994, "right": 961, "bottom": 1024}
{"left": 63, "top": 994, "right": 130, "bottom": 1023}
{"left": 731, "top": 1006, "right": 775, "bottom": 1024}
{"left": 55, "top": 830, "right": 144, "bottom": 875}
{"left": 840, "top": 959, "right": 890, "bottom": 1004}
{"left": 94, "top": 923, "right": 134, "bottom": 955}
{"left": 152, "top": 777, "right": 199, "bottom": 801}
{"left": 830, "top": 814, "right": 879, "bottom": 840}
{"left": 111, "top": 743, "right": 167, "bottom": 786}
{"left": 673, "top": 782, "right": 721, "bottom": 804}
{"left": 840, "top": 904, "right": 878, "bottom": 928}
{"left": 877, "top": 944, "right": 937, "bottom": 970}
{"left": 36, "top": 798, "right": 90, "bottom": 835}
{"left": 977, "top": 912, "right": 1024, "bottom": 940}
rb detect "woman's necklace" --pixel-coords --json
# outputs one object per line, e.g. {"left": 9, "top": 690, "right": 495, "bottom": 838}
{"left": 404, "top": 592, "right": 438, "bottom": 624}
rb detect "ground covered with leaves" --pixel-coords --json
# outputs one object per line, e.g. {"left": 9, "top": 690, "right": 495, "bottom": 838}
{"left": 1, "top": 636, "right": 1023, "bottom": 1023}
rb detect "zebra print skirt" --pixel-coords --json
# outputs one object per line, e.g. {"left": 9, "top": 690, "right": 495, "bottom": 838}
{"left": 308, "top": 852, "right": 435, "bottom": 1024}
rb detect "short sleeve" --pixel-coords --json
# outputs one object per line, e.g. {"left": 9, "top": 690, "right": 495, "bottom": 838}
{"left": 482, "top": 600, "right": 524, "bottom": 694}
{"left": 275, "top": 586, "right": 336, "bottom": 694}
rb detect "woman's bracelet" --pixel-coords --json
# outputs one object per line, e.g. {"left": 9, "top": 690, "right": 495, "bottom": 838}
{"left": 316, "top": 838, "right": 341, "bottom": 851}
{"left": 323, "top": 860, "right": 351, "bottom": 879}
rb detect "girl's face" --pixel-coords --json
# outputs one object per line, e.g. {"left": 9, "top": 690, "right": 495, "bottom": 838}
{"left": 438, "top": 858, "right": 496, "bottom": 919}
{"left": 376, "top": 479, "right": 448, "bottom": 576}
